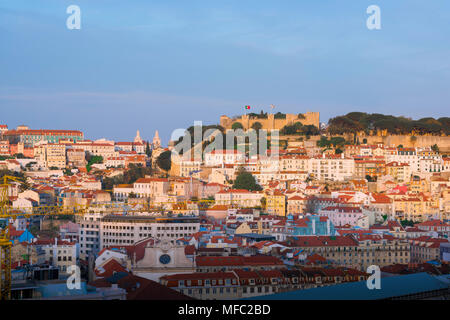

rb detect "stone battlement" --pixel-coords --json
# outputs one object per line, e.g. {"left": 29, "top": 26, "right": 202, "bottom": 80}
{"left": 220, "top": 112, "right": 320, "bottom": 131}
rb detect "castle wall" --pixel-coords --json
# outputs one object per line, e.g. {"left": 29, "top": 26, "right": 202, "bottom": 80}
{"left": 220, "top": 112, "right": 320, "bottom": 131}
{"left": 341, "top": 134, "right": 450, "bottom": 152}
{"left": 365, "top": 135, "right": 450, "bottom": 152}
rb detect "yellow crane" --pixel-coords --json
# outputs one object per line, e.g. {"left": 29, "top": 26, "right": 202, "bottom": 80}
{"left": 1, "top": 175, "right": 25, "bottom": 300}
{"left": 0, "top": 177, "right": 216, "bottom": 300}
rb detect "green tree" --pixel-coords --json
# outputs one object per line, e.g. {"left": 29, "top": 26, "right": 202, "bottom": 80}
{"left": 329, "top": 137, "right": 346, "bottom": 147}
{"left": 156, "top": 150, "right": 172, "bottom": 172}
{"left": 145, "top": 141, "right": 152, "bottom": 157}
{"left": 431, "top": 144, "right": 439, "bottom": 153}
{"left": 317, "top": 136, "right": 331, "bottom": 148}
{"left": 232, "top": 122, "right": 244, "bottom": 130}
{"left": 327, "top": 112, "right": 448, "bottom": 136}
{"left": 86, "top": 155, "right": 103, "bottom": 172}
{"left": 274, "top": 112, "right": 286, "bottom": 119}
{"left": 260, "top": 197, "right": 266, "bottom": 210}
{"left": 400, "top": 219, "right": 415, "bottom": 227}
{"left": 0, "top": 169, "right": 29, "bottom": 191}
{"left": 251, "top": 122, "right": 262, "bottom": 131}
{"left": 232, "top": 171, "right": 262, "bottom": 191}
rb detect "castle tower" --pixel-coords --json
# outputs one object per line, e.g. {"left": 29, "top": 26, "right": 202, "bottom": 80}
{"left": 134, "top": 130, "right": 143, "bottom": 144}
{"left": 152, "top": 130, "right": 161, "bottom": 149}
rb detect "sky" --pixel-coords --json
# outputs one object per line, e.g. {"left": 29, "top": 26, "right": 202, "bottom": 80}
{"left": 1, "top": 0, "right": 449, "bottom": 144}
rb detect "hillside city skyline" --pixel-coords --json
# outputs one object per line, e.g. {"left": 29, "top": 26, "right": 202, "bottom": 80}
{"left": 1, "top": 1, "right": 449, "bottom": 305}
{"left": 2, "top": 109, "right": 449, "bottom": 146}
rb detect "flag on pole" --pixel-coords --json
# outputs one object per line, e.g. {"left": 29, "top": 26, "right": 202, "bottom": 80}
{"left": 245, "top": 105, "right": 251, "bottom": 110}
{"left": 270, "top": 104, "right": 275, "bottom": 109}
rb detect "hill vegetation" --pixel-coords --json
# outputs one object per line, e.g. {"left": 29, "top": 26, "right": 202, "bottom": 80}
{"left": 328, "top": 112, "right": 450, "bottom": 136}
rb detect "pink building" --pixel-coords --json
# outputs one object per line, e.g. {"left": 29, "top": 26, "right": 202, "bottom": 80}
{"left": 318, "top": 206, "right": 367, "bottom": 228}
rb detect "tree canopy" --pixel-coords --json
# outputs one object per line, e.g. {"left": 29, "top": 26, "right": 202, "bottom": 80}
{"left": 328, "top": 112, "right": 450, "bottom": 135}
{"left": 247, "top": 111, "right": 268, "bottom": 119}
{"left": 86, "top": 155, "right": 103, "bottom": 172}
{"left": 232, "top": 171, "right": 262, "bottom": 191}
{"left": 102, "top": 163, "right": 153, "bottom": 190}
{"left": 232, "top": 122, "right": 244, "bottom": 130}
{"left": 274, "top": 112, "right": 286, "bottom": 119}
{"left": 251, "top": 122, "right": 263, "bottom": 131}
{"left": 174, "top": 124, "right": 225, "bottom": 154}
{"left": 0, "top": 169, "right": 30, "bottom": 191}
{"left": 157, "top": 150, "right": 172, "bottom": 172}
{"left": 145, "top": 141, "right": 152, "bottom": 157}
{"left": 317, "top": 136, "right": 347, "bottom": 148}
{"left": 280, "top": 122, "right": 320, "bottom": 136}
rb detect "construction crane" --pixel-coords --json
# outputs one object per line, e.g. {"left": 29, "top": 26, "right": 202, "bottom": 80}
{"left": 0, "top": 176, "right": 216, "bottom": 300}
{"left": 1, "top": 175, "right": 25, "bottom": 301}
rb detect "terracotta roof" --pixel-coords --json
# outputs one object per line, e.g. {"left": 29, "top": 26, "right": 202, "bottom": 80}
{"left": 95, "top": 259, "right": 127, "bottom": 278}
{"left": 196, "top": 255, "right": 284, "bottom": 267}
{"left": 285, "top": 235, "right": 359, "bottom": 247}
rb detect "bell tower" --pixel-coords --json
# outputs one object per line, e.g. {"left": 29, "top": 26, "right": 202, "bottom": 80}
{"left": 134, "top": 130, "right": 143, "bottom": 144}
{"left": 152, "top": 130, "right": 161, "bottom": 149}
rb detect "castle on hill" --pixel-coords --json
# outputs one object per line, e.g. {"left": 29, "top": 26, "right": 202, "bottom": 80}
{"left": 220, "top": 112, "right": 320, "bottom": 131}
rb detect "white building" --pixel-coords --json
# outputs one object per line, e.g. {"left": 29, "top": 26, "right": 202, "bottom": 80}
{"left": 33, "top": 238, "right": 79, "bottom": 274}
{"left": 215, "top": 189, "right": 264, "bottom": 208}
{"left": 204, "top": 150, "right": 245, "bottom": 167}
{"left": 309, "top": 154, "right": 354, "bottom": 181}
{"left": 100, "top": 215, "right": 200, "bottom": 248}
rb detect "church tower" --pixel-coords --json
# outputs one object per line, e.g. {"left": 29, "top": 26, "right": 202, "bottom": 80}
{"left": 152, "top": 130, "right": 161, "bottom": 149}
{"left": 134, "top": 130, "right": 143, "bottom": 144}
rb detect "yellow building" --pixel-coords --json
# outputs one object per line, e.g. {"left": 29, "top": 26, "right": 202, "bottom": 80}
{"left": 266, "top": 192, "right": 286, "bottom": 216}
{"left": 287, "top": 196, "right": 307, "bottom": 215}
{"left": 34, "top": 143, "right": 66, "bottom": 168}
{"left": 170, "top": 155, "right": 202, "bottom": 179}
{"left": 234, "top": 222, "right": 253, "bottom": 234}
{"left": 409, "top": 176, "right": 430, "bottom": 193}
{"left": 386, "top": 161, "right": 411, "bottom": 183}
{"left": 393, "top": 195, "right": 438, "bottom": 221}
{"left": 291, "top": 236, "right": 410, "bottom": 270}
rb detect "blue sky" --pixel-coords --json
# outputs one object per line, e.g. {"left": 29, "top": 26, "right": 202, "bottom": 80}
{"left": 1, "top": 0, "right": 449, "bottom": 144}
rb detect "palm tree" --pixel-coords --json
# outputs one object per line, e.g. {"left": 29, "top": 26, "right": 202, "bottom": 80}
{"left": 251, "top": 122, "right": 262, "bottom": 131}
